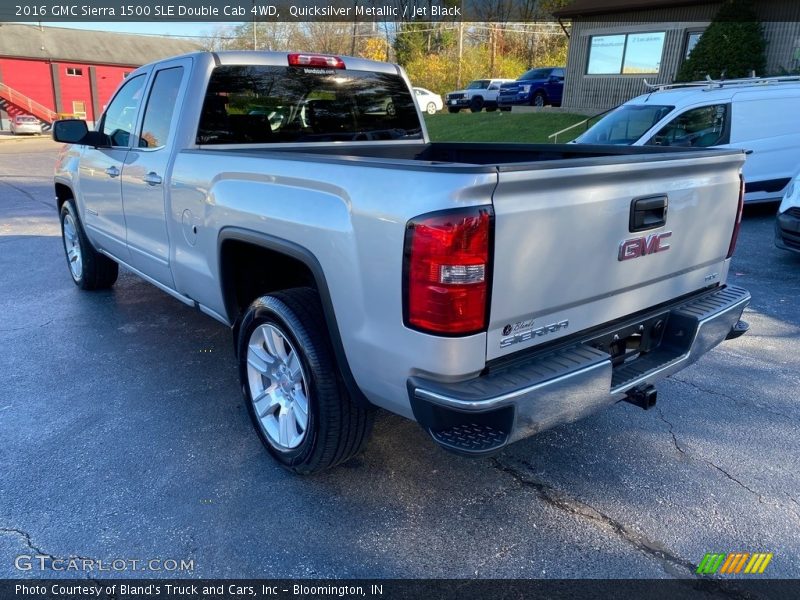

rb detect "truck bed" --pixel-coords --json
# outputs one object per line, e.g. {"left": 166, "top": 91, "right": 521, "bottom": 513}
{"left": 192, "top": 142, "right": 743, "bottom": 172}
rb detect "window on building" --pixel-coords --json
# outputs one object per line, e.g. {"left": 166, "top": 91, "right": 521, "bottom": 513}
{"left": 587, "top": 32, "right": 666, "bottom": 75}
{"left": 100, "top": 74, "right": 146, "bottom": 147}
{"left": 66, "top": 67, "right": 83, "bottom": 76}
{"left": 72, "top": 101, "right": 87, "bottom": 120}
{"left": 685, "top": 31, "right": 703, "bottom": 59}
{"left": 138, "top": 67, "right": 185, "bottom": 150}
{"left": 645, "top": 104, "right": 729, "bottom": 147}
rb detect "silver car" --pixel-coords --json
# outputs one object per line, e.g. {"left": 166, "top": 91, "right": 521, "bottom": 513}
{"left": 10, "top": 115, "right": 43, "bottom": 135}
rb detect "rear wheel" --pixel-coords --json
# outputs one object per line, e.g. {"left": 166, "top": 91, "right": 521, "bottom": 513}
{"left": 239, "top": 288, "right": 374, "bottom": 474}
{"left": 59, "top": 200, "right": 118, "bottom": 290}
{"left": 426, "top": 102, "right": 437, "bottom": 115}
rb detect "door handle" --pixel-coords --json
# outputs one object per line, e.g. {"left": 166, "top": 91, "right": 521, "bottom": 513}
{"left": 105, "top": 166, "right": 120, "bottom": 178}
{"left": 143, "top": 172, "right": 163, "bottom": 186}
{"left": 630, "top": 195, "right": 668, "bottom": 232}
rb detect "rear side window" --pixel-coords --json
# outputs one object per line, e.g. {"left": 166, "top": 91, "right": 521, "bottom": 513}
{"left": 647, "top": 104, "right": 730, "bottom": 148}
{"left": 139, "top": 66, "right": 184, "bottom": 149}
{"left": 197, "top": 65, "right": 422, "bottom": 144}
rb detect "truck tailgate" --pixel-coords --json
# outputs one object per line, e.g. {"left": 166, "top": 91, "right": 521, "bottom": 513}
{"left": 487, "top": 150, "right": 745, "bottom": 360}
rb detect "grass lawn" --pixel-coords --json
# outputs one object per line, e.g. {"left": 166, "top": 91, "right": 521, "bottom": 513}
{"left": 423, "top": 111, "right": 590, "bottom": 144}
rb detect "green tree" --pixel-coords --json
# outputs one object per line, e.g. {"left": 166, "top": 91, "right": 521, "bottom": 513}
{"left": 676, "top": 0, "right": 766, "bottom": 81}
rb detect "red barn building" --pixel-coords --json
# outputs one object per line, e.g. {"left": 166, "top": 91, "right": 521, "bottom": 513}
{"left": 0, "top": 23, "right": 200, "bottom": 130}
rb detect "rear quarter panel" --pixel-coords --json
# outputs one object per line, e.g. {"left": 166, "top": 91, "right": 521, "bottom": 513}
{"left": 168, "top": 151, "right": 497, "bottom": 417}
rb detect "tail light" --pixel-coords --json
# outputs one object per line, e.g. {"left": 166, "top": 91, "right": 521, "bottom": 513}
{"left": 403, "top": 206, "right": 493, "bottom": 335}
{"left": 288, "top": 53, "right": 345, "bottom": 69}
{"left": 726, "top": 175, "right": 745, "bottom": 259}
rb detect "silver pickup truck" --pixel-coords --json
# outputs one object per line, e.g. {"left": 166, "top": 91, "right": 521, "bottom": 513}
{"left": 53, "top": 51, "right": 750, "bottom": 474}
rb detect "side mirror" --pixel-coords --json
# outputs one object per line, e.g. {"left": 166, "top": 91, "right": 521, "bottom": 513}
{"left": 52, "top": 119, "right": 88, "bottom": 143}
{"left": 52, "top": 119, "right": 110, "bottom": 147}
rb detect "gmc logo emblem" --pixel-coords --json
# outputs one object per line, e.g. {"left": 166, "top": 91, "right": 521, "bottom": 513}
{"left": 618, "top": 231, "right": 672, "bottom": 261}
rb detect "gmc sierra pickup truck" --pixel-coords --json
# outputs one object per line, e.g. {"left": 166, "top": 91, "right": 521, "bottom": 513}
{"left": 53, "top": 51, "right": 750, "bottom": 474}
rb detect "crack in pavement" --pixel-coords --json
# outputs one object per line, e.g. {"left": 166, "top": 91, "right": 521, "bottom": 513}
{"left": 0, "top": 179, "right": 54, "bottom": 210}
{"left": 671, "top": 376, "right": 796, "bottom": 421}
{"left": 0, "top": 527, "right": 100, "bottom": 583}
{"left": 0, "top": 319, "right": 54, "bottom": 333}
{"left": 656, "top": 409, "right": 800, "bottom": 525}
{"left": 490, "top": 457, "right": 696, "bottom": 577}
{"left": 488, "top": 460, "right": 755, "bottom": 599}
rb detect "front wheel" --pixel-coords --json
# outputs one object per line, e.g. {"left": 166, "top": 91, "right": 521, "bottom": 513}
{"left": 59, "top": 200, "right": 118, "bottom": 290}
{"left": 238, "top": 288, "right": 374, "bottom": 474}
{"left": 469, "top": 97, "right": 484, "bottom": 112}
{"left": 532, "top": 92, "right": 547, "bottom": 107}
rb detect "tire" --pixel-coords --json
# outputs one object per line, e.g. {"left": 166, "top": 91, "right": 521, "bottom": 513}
{"left": 426, "top": 102, "right": 437, "bottom": 115}
{"left": 532, "top": 91, "right": 547, "bottom": 107}
{"left": 59, "top": 199, "right": 118, "bottom": 290}
{"left": 448, "top": 107, "right": 460, "bottom": 114}
{"left": 469, "top": 96, "right": 484, "bottom": 112}
{"left": 386, "top": 101, "right": 396, "bottom": 117}
{"left": 238, "top": 288, "right": 374, "bottom": 474}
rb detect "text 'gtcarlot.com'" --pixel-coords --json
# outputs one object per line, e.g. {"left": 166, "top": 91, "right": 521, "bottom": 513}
{"left": 14, "top": 554, "right": 195, "bottom": 573}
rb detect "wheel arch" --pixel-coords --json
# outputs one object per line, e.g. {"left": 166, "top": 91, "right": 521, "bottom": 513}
{"left": 218, "top": 227, "right": 370, "bottom": 407}
{"left": 55, "top": 182, "right": 74, "bottom": 211}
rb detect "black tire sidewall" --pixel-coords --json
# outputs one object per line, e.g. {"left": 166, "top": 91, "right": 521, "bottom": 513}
{"left": 470, "top": 97, "right": 484, "bottom": 112}
{"left": 59, "top": 201, "right": 86, "bottom": 287}
{"left": 238, "top": 297, "right": 323, "bottom": 469}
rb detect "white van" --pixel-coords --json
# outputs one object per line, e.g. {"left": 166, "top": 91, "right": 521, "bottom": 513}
{"left": 775, "top": 166, "right": 800, "bottom": 254}
{"left": 575, "top": 77, "right": 800, "bottom": 203}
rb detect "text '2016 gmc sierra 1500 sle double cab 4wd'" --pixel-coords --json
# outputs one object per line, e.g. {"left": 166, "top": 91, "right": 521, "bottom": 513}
{"left": 53, "top": 51, "right": 750, "bottom": 474}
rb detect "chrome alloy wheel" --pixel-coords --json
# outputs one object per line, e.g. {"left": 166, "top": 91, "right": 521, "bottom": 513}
{"left": 246, "top": 323, "right": 310, "bottom": 451}
{"left": 62, "top": 213, "right": 83, "bottom": 281}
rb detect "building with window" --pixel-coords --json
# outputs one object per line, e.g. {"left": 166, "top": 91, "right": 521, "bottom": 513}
{"left": 554, "top": 0, "right": 800, "bottom": 111}
{"left": 0, "top": 23, "right": 200, "bottom": 130}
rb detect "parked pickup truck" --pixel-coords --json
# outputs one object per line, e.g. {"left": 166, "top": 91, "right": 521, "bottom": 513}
{"left": 53, "top": 51, "right": 751, "bottom": 474}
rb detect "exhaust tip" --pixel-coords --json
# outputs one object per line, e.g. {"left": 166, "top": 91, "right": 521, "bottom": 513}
{"left": 623, "top": 384, "right": 657, "bottom": 410}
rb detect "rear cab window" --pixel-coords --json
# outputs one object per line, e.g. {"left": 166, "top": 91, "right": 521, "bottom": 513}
{"left": 197, "top": 64, "right": 422, "bottom": 144}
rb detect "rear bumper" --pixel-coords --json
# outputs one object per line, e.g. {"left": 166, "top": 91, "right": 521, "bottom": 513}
{"left": 12, "top": 126, "right": 42, "bottom": 135}
{"left": 408, "top": 285, "right": 750, "bottom": 456}
{"left": 775, "top": 210, "right": 800, "bottom": 253}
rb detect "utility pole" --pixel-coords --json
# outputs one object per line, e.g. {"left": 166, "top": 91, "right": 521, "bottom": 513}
{"left": 252, "top": 0, "right": 257, "bottom": 50}
{"left": 457, "top": 21, "right": 464, "bottom": 88}
{"left": 350, "top": 0, "right": 359, "bottom": 55}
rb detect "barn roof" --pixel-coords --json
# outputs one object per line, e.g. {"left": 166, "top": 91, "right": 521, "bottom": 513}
{"left": 0, "top": 23, "right": 202, "bottom": 67}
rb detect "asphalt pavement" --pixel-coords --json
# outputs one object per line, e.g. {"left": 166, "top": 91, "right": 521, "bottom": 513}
{"left": 0, "top": 137, "right": 798, "bottom": 581}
